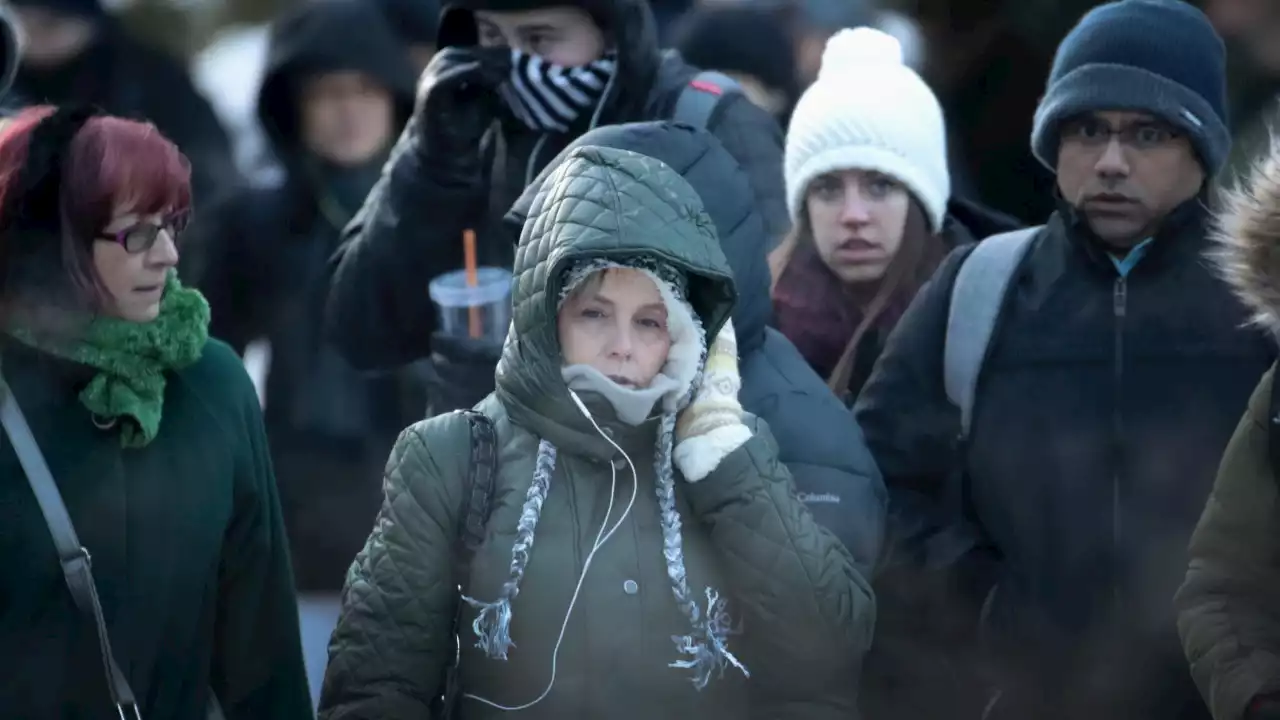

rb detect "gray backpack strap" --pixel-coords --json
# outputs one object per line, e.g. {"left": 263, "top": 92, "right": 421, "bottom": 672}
{"left": 437, "top": 410, "right": 497, "bottom": 720}
{"left": 944, "top": 227, "right": 1041, "bottom": 438}
{"left": 0, "top": 379, "right": 225, "bottom": 720}
{"left": 672, "top": 70, "right": 741, "bottom": 130}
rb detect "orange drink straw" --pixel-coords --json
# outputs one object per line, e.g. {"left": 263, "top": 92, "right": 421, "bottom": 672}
{"left": 464, "top": 229, "right": 481, "bottom": 338}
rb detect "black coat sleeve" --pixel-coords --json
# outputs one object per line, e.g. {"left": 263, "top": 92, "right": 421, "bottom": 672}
{"left": 706, "top": 94, "right": 790, "bottom": 247}
{"left": 852, "top": 244, "right": 1002, "bottom": 720}
{"left": 854, "top": 244, "right": 990, "bottom": 576}
{"left": 854, "top": 244, "right": 974, "bottom": 501}
{"left": 324, "top": 125, "right": 488, "bottom": 370}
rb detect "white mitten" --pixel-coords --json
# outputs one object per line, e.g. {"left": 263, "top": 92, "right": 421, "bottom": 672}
{"left": 674, "top": 320, "right": 752, "bottom": 481}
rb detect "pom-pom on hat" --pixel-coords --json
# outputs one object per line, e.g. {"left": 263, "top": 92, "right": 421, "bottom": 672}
{"left": 784, "top": 27, "right": 949, "bottom": 232}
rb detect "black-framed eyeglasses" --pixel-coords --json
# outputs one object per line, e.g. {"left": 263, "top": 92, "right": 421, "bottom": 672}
{"left": 1060, "top": 117, "right": 1183, "bottom": 151}
{"left": 96, "top": 213, "right": 189, "bottom": 254}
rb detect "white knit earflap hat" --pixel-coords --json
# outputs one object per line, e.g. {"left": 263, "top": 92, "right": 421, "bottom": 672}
{"left": 785, "top": 27, "right": 950, "bottom": 232}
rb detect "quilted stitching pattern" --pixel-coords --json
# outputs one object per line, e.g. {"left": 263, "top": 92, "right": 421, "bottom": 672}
{"left": 318, "top": 415, "right": 473, "bottom": 719}
{"left": 1176, "top": 368, "right": 1280, "bottom": 720}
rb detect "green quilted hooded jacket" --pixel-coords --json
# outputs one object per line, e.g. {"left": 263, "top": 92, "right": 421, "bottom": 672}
{"left": 318, "top": 146, "right": 873, "bottom": 719}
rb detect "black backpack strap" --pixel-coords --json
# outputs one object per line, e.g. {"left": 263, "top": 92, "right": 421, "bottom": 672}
{"left": 459, "top": 411, "right": 497, "bottom": 563}
{"left": 672, "top": 70, "right": 741, "bottom": 131}
{"left": 437, "top": 409, "right": 498, "bottom": 718}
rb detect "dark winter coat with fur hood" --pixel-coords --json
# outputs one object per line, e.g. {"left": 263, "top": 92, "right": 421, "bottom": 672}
{"left": 1177, "top": 146, "right": 1280, "bottom": 720}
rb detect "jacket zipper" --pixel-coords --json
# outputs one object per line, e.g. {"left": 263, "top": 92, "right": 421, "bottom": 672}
{"left": 1111, "top": 276, "right": 1127, "bottom": 608}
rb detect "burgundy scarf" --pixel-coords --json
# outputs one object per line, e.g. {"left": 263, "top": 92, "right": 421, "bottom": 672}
{"left": 773, "top": 219, "right": 947, "bottom": 389}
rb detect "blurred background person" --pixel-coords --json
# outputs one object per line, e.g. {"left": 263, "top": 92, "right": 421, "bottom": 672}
{"left": 672, "top": 1, "right": 800, "bottom": 126}
{"left": 192, "top": 23, "right": 278, "bottom": 185}
{"left": 790, "top": 0, "right": 878, "bottom": 87}
{"left": 7, "top": 0, "right": 240, "bottom": 202}
{"left": 881, "top": 0, "right": 1106, "bottom": 223}
{"left": 180, "top": 0, "right": 420, "bottom": 705}
{"left": 372, "top": 0, "right": 440, "bottom": 74}
{"left": 1201, "top": 0, "right": 1280, "bottom": 181}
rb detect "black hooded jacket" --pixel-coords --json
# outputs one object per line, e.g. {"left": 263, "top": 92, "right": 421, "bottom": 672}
{"left": 182, "top": 0, "right": 420, "bottom": 592}
{"left": 8, "top": 17, "right": 238, "bottom": 202}
{"left": 506, "top": 121, "right": 886, "bottom": 575}
{"left": 323, "top": 0, "right": 789, "bottom": 371}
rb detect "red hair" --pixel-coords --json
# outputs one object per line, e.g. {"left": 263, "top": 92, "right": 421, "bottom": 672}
{"left": 0, "top": 106, "right": 192, "bottom": 309}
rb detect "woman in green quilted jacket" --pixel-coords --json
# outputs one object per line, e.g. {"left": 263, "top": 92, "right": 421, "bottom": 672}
{"left": 0, "top": 105, "right": 312, "bottom": 718}
{"left": 319, "top": 145, "right": 874, "bottom": 719}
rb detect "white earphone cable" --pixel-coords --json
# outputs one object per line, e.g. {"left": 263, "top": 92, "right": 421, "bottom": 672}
{"left": 463, "top": 390, "right": 638, "bottom": 711}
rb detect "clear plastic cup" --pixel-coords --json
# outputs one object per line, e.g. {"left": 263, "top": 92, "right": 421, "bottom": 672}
{"left": 428, "top": 266, "right": 512, "bottom": 344}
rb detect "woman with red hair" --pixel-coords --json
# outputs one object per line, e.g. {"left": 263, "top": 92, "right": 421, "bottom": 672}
{"left": 0, "top": 105, "right": 312, "bottom": 719}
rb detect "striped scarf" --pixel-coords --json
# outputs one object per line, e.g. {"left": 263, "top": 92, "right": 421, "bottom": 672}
{"left": 499, "top": 49, "right": 617, "bottom": 133}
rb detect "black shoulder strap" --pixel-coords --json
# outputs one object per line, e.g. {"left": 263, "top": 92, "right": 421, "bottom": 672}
{"left": 0, "top": 379, "right": 224, "bottom": 720}
{"left": 672, "top": 70, "right": 742, "bottom": 131}
{"left": 438, "top": 409, "right": 498, "bottom": 718}
{"left": 459, "top": 410, "right": 497, "bottom": 566}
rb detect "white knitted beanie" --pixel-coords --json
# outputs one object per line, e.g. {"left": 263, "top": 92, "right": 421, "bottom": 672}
{"left": 785, "top": 27, "right": 950, "bottom": 232}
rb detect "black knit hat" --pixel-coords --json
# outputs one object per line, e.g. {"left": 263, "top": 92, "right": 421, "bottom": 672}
{"left": 373, "top": 0, "right": 441, "bottom": 45}
{"left": 673, "top": 4, "right": 797, "bottom": 98}
{"left": 1031, "top": 0, "right": 1229, "bottom": 174}
{"left": 8, "top": 0, "right": 106, "bottom": 20}
{"left": 438, "top": 0, "right": 615, "bottom": 48}
{"left": 0, "top": 105, "right": 101, "bottom": 299}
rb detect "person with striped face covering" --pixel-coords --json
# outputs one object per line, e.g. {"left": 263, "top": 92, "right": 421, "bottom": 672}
{"left": 323, "top": 0, "right": 791, "bottom": 418}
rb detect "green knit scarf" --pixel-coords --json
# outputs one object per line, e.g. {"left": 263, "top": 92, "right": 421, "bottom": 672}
{"left": 9, "top": 272, "right": 210, "bottom": 447}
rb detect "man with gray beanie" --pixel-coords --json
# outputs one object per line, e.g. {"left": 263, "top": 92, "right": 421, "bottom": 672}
{"left": 855, "top": 2, "right": 1276, "bottom": 718}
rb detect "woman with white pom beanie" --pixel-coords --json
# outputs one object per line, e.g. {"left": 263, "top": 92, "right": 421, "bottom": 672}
{"left": 770, "top": 26, "right": 1019, "bottom": 401}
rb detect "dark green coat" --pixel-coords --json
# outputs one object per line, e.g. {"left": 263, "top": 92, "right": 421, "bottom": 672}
{"left": 1176, "top": 148, "right": 1280, "bottom": 720}
{"left": 319, "top": 147, "right": 873, "bottom": 719}
{"left": 0, "top": 338, "right": 312, "bottom": 719}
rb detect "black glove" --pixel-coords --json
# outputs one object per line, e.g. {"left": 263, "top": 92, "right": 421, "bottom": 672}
{"left": 411, "top": 46, "right": 510, "bottom": 182}
{"left": 423, "top": 331, "right": 503, "bottom": 415}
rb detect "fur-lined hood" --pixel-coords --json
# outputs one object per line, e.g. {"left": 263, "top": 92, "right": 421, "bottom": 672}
{"left": 1214, "top": 140, "right": 1280, "bottom": 334}
{"left": 495, "top": 145, "right": 736, "bottom": 457}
